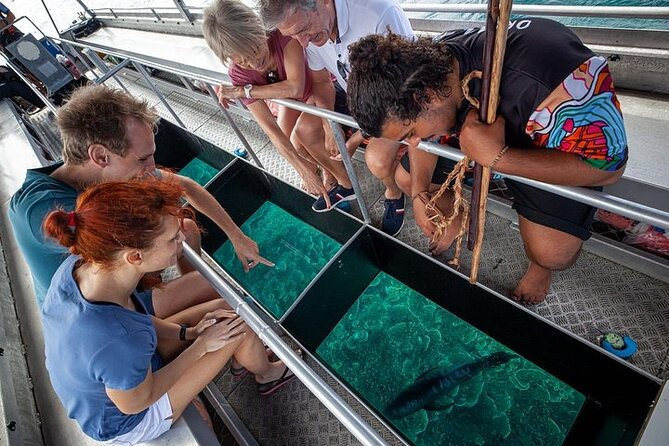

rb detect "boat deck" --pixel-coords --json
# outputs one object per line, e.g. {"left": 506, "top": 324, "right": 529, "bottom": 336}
{"left": 112, "top": 70, "right": 668, "bottom": 444}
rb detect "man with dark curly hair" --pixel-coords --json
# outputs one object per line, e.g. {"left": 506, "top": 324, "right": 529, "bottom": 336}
{"left": 347, "top": 19, "right": 628, "bottom": 304}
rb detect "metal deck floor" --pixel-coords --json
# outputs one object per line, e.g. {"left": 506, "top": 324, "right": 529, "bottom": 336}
{"left": 120, "top": 73, "right": 668, "bottom": 445}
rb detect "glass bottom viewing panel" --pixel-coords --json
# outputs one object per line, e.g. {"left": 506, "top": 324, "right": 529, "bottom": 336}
{"left": 212, "top": 201, "right": 341, "bottom": 319}
{"left": 178, "top": 156, "right": 221, "bottom": 186}
{"left": 316, "top": 272, "right": 585, "bottom": 446}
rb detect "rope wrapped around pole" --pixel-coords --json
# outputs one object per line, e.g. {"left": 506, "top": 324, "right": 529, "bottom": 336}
{"left": 467, "top": 0, "right": 513, "bottom": 284}
{"left": 425, "top": 0, "right": 512, "bottom": 281}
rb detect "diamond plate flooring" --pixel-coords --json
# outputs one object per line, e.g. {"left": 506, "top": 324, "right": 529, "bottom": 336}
{"left": 125, "top": 79, "right": 668, "bottom": 445}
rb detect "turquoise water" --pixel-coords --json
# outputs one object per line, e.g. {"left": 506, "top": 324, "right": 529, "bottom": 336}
{"left": 178, "top": 157, "right": 220, "bottom": 186}
{"left": 317, "top": 272, "right": 585, "bottom": 446}
{"left": 212, "top": 201, "right": 342, "bottom": 319}
{"left": 409, "top": 0, "right": 669, "bottom": 30}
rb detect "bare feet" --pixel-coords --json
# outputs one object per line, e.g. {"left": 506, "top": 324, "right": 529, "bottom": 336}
{"left": 429, "top": 210, "right": 465, "bottom": 256}
{"left": 512, "top": 262, "right": 552, "bottom": 304}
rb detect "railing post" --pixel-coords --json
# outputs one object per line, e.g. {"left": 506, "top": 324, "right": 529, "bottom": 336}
{"left": 172, "top": 0, "right": 194, "bottom": 22}
{"left": 132, "top": 61, "right": 188, "bottom": 129}
{"left": 72, "top": 0, "right": 96, "bottom": 18}
{"left": 203, "top": 83, "right": 264, "bottom": 169}
{"left": 327, "top": 120, "right": 371, "bottom": 224}
{"left": 81, "top": 48, "right": 130, "bottom": 94}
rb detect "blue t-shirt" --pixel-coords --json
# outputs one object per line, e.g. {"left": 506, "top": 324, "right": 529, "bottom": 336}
{"left": 9, "top": 162, "right": 75, "bottom": 306}
{"left": 42, "top": 255, "right": 163, "bottom": 441}
{"left": 0, "top": 3, "right": 9, "bottom": 15}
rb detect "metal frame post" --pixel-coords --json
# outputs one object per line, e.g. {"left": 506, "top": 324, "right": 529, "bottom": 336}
{"left": 327, "top": 119, "right": 371, "bottom": 223}
{"left": 81, "top": 48, "right": 130, "bottom": 94}
{"left": 172, "top": 0, "right": 194, "bottom": 22}
{"left": 73, "top": 0, "right": 96, "bottom": 18}
{"left": 93, "top": 58, "right": 131, "bottom": 85}
{"left": 132, "top": 61, "right": 187, "bottom": 129}
{"left": 203, "top": 83, "right": 264, "bottom": 168}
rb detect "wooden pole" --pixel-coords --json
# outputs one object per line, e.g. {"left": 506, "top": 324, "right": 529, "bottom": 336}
{"left": 467, "top": 0, "right": 513, "bottom": 284}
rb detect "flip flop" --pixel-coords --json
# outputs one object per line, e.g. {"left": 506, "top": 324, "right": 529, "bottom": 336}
{"left": 257, "top": 366, "right": 297, "bottom": 396}
{"left": 229, "top": 347, "right": 302, "bottom": 380}
{"left": 257, "top": 348, "right": 305, "bottom": 396}
{"left": 229, "top": 364, "right": 250, "bottom": 380}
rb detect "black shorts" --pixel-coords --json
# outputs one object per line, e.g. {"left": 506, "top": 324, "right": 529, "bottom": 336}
{"left": 400, "top": 154, "right": 600, "bottom": 241}
{"left": 334, "top": 81, "right": 349, "bottom": 115}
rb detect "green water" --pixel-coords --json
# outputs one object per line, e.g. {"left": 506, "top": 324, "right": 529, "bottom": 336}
{"left": 317, "top": 272, "right": 585, "bottom": 446}
{"left": 178, "top": 157, "right": 220, "bottom": 186}
{"left": 212, "top": 201, "right": 341, "bottom": 318}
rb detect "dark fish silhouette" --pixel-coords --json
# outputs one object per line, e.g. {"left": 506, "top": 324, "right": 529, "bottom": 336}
{"left": 385, "top": 352, "right": 517, "bottom": 418}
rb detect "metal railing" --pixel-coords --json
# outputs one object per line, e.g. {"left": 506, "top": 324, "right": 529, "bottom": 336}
{"left": 53, "top": 31, "right": 669, "bottom": 230}
{"left": 30, "top": 4, "right": 669, "bottom": 444}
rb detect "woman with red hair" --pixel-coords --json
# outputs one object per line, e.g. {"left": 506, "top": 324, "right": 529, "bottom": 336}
{"left": 41, "top": 178, "right": 295, "bottom": 444}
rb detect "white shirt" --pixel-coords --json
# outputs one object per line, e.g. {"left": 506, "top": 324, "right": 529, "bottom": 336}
{"left": 305, "top": 0, "right": 414, "bottom": 91}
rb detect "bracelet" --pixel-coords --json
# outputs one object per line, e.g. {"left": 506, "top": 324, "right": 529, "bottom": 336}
{"left": 489, "top": 144, "right": 510, "bottom": 168}
{"left": 179, "top": 324, "right": 189, "bottom": 341}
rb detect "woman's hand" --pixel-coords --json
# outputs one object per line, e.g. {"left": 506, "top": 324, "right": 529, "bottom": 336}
{"left": 191, "top": 309, "right": 235, "bottom": 338}
{"left": 230, "top": 232, "right": 275, "bottom": 272}
{"left": 214, "top": 84, "right": 244, "bottom": 109}
{"left": 196, "top": 313, "right": 248, "bottom": 354}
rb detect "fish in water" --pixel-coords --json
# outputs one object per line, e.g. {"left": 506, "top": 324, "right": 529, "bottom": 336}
{"left": 385, "top": 351, "right": 517, "bottom": 418}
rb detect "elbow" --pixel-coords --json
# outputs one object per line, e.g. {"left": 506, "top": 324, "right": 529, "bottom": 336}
{"left": 596, "top": 164, "right": 626, "bottom": 186}
{"left": 115, "top": 399, "right": 149, "bottom": 415}
{"left": 287, "top": 83, "right": 305, "bottom": 100}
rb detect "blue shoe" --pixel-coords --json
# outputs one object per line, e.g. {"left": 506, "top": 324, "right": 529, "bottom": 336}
{"left": 381, "top": 194, "right": 405, "bottom": 236}
{"left": 312, "top": 185, "right": 356, "bottom": 212}
{"left": 234, "top": 147, "right": 249, "bottom": 159}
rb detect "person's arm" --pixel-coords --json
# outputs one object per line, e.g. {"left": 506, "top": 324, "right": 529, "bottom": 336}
{"left": 460, "top": 110, "right": 624, "bottom": 187}
{"left": 107, "top": 312, "right": 246, "bottom": 414}
{"left": 160, "top": 170, "right": 273, "bottom": 271}
{"left": 246, "top": 100, "right": 330, "bottom": 204}
{"left": 219, "top": 40, "right": 307, "bottom": 101}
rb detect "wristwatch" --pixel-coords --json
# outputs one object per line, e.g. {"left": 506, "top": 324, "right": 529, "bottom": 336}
{"left": 243, "top": 84, "right": 253, "bottom": 99}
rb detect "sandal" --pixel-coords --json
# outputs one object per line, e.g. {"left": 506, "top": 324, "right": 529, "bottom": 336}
{"left": 229, "top": 347, "right": 302, "bottom": 380}
{"left": 257, "top": 366, "right": 297, "bottom": 396}
{"left": 229, "top": 364, "right": 250, "bottom": 380}
{"left": 257, "top": 348, "right": 305, "bottom": 396}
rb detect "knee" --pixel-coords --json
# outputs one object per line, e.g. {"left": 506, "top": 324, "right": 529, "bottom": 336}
{"left": 365, "top": 150, "right": 393, "bottom": 179}
{"left": 294, "top": 116, "right": 322, "bottom": 147}
{"left": 527, "top": 244, "right": 580, "bottom": 271}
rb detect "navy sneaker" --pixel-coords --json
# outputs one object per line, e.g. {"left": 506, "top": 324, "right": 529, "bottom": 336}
{"left": 381, "top": 194, "right": 405, "bottom": 236}
{"left": 312, "top": 184, "right": 356, "bottom": 212}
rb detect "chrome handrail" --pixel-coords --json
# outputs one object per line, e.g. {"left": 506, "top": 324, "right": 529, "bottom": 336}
{"left": 400, "top": 4, "right": 669, "bottom": 19}
{"left": 86, "top": 4, "right": 669, "bottom": 20}
{"left": 54, "top": 34, "right": 669, "bottom": 230}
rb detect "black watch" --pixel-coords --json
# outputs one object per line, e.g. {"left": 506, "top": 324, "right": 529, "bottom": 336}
{"left": 179, "top": 324, "right": 189, "bottom": 341}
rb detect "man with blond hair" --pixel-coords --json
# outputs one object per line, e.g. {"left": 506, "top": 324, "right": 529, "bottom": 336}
{"left": 259, "top": 0, "right": 414, "bottom": 236}
{"left": 9, "top": 85, "right": 272, "bottom": 310}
